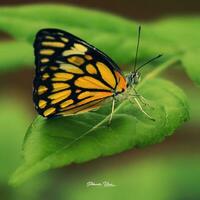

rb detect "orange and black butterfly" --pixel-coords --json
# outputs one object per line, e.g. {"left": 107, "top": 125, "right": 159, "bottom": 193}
{"left": 33, "top": 27, "right": 161, "bottom": 121}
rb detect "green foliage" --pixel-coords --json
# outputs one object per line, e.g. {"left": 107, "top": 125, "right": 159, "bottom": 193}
{"left": 0, "top": 4, "right": 137, "bottom": 65}
{"left": 0, "top": 4, "right": 197, "bottom": 186}
{"left": 148, "top": 17, "right": 200, "bottom": 50}
{"left": 182, "top": 50, "right": 200, "bottom": 86}
{"left": 10, "top": 76, "right": 189, "bottom": 185}
{"left": 0, "top": 4, "right": 199, "bottom": 85}
{"left": 0, "top": 41, "right": 33, "bottom": 72}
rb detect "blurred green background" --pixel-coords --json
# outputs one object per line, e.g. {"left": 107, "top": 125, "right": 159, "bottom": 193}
{"left": 0, "top": 0, "right": 200, "bottom": 200}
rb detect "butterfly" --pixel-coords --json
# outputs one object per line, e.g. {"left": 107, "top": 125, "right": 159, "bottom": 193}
{"left": 33, "top": 27, "right": 161, "bottom": 122}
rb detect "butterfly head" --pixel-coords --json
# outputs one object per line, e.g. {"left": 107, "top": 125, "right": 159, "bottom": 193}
{"left": 126, "top": 71, "right": 141, "bottom": 87}
{"left": 126, "top": 53, "right": 162, "bottom": 88}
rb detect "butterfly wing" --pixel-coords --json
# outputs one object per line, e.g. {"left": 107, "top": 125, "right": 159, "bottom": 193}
{"left": 33, "top": 28, "right": 127, "bottom": 118}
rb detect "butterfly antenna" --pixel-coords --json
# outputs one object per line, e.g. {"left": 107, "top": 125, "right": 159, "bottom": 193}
{"left": 136, "top": 54, "right": 163, "bottom": 72}
{"left": 133, "top": 25, "right": 141, "bottom": 73}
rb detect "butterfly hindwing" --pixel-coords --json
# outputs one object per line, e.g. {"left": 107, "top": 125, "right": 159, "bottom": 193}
{"left": 33, "top": 28, "right": 126, "bottom": 118}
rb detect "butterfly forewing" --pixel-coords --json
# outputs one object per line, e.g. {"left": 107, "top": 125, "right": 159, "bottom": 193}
{"left": 33, "top": 28, "right": 126, "bottom": 118}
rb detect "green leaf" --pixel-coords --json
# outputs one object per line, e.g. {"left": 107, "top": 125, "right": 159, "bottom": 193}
{"left": 10, "top": 78, "right": 189, "bottom": 186}
{"left": 0, "top": 4, "right": 137, "bottom": 64}
{"left": 148, "top": 17, "right": 200, "bottom": 50}
{"left": 0, "top": 4, "right": 199, "bottom": 73}
{"left": 0, "top": 41, "right": 33, "bottom": 73}
{"left": 181, "top": 49, "right": 200, "bottom": 86}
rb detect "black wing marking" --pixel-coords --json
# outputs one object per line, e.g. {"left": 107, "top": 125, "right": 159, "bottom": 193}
{"left": 33, "top": 28, "right": 124, "bottom": 118}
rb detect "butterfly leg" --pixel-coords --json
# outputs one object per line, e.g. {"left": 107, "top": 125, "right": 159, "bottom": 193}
{"left": 129, "top": 96, "right": 155, "bottom": 121}
{"left": 108, "top": 97, "right": 116, "bottom": 125}
{"left": 132, "top": 88, "right": 151, "bottom": 107}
